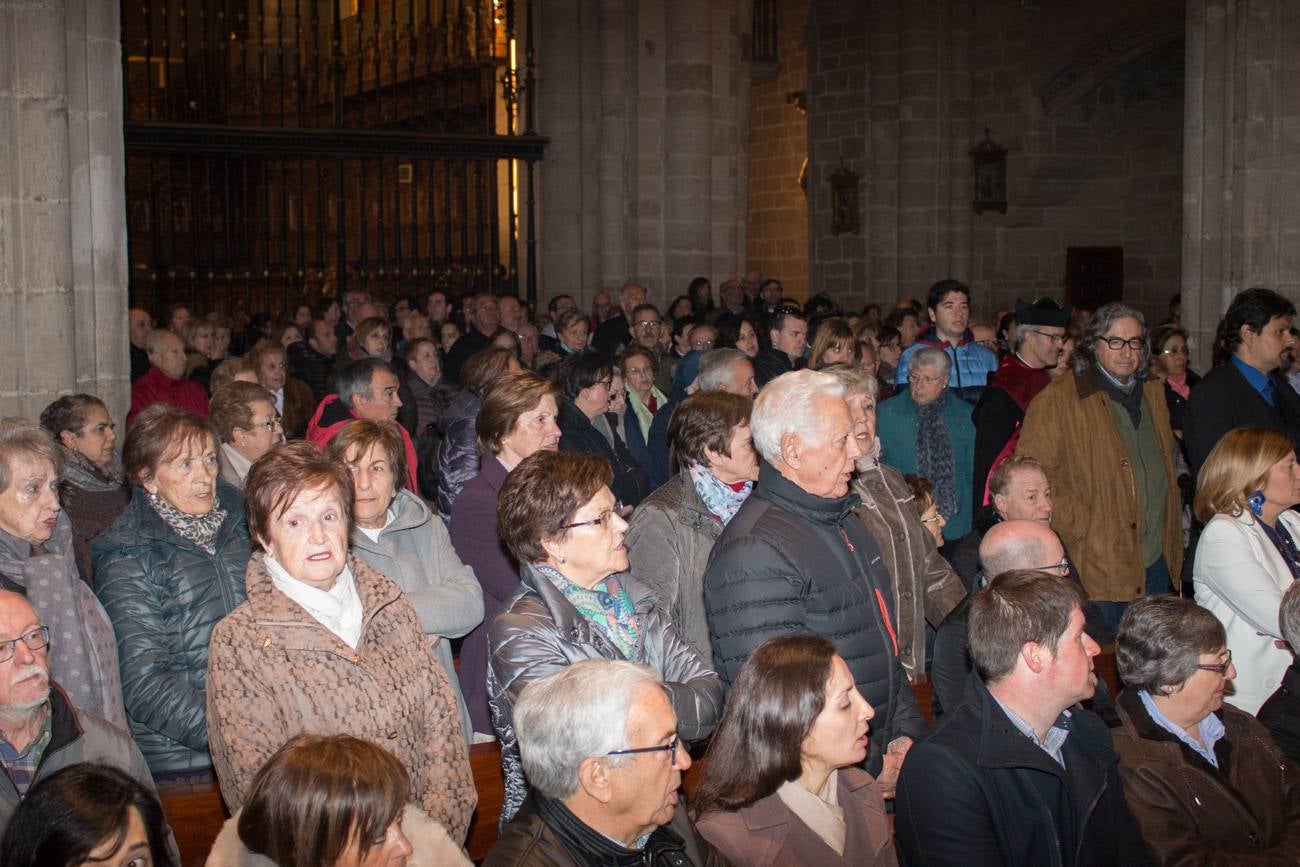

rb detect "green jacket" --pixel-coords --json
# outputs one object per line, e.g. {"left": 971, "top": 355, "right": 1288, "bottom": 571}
{"left": 876, "top": 392, "right": 977, "bottom": 539}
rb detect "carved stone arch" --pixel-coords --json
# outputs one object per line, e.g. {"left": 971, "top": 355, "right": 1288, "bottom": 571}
{"left": 1036, "top": 2, "right": 1184, "bottom": 117}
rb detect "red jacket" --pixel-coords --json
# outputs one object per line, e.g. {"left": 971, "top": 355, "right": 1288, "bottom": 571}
{"left": 306, "top": 395, "right": 419, "bottom": 492}
{"left": 127, "top": 366, "right": 209, "bottom": 427}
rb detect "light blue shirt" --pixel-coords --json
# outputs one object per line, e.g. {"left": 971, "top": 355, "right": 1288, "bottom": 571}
{"left": 992, "top": 695, "right": 1071, "bottom": 767}
{"left": 1138, "top": 689, "right": 1225, "bottom": 768}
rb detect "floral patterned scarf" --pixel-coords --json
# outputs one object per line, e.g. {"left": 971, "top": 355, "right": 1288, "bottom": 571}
{"left": 536, "top": 563, "right": 639, "bottom": 658}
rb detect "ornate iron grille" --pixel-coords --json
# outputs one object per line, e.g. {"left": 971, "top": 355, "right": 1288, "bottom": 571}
{"left": 122, "top": 0, "right": 544, "bottom": 319}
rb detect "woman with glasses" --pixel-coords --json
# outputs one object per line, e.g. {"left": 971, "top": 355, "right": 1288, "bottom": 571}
{"left": 1112, "top": 595, "right": 1300, "bottom": 863}
{"left": 247, "top": 339, "right": 315, "bottom": 439}
{"left": 556, "top": 350, "right": 650, "bottom": 507}
{"left": 93, "top": 405, "right": 250, "bottom": 782}
{"left": 208, "top": 381, "right": 284, "bottom": 489}
{"left": 1193, "top": 427, "right": 1300, "bottom": 714}
{"left": 692, "top": 634, "right": 897, "bottom": 867}
{"left": 488, "top": 450, "right": 724, "bottom": 824}
{"left": 876, "top": 346, "right": 976, "bottom": 541}
{"left": 1149, "top": 324, "right": 1200, "bottom": 444}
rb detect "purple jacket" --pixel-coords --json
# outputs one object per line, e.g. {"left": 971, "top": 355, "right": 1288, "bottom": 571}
{"left": 448, "top": 455, "right": 518, "bottom": 734}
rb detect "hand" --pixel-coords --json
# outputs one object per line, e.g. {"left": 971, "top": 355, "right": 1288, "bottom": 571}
{"left": 875, "top": 736, "right": 913, "bottom": 799}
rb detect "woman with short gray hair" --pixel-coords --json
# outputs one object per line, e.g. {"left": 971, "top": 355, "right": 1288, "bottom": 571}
{"left": 1112, "top": 595, "right": 1300, "bottom": 863}
{"left": 875, "top": 346, "right": 976, "bottom": 540}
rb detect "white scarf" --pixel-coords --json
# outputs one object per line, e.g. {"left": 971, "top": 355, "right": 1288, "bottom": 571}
{"left": 265, "top": 554, "right": 364, "bottom": 648}
{"left": 776, "top": 769, "right": 846, "bottom": 855}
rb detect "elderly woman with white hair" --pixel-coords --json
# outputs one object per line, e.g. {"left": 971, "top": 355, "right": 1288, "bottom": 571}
{"left": 702, "top": 370, "right": 922, "bottom": 795}
{"left": 876, "top": 345, "right": 976, "bottom": 541}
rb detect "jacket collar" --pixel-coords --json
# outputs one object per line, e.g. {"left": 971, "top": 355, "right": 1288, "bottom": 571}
{"left": 517, "top": 562, "right": 653, "bottom": 652}
{"left": 737, "top": 769, "right": 875, "bottom": 833}
{"left": 532, "top": 793, "right": 689, "bottom": 866}
{"left": 42, "top": 683, "right": 86, "bottom": 761}
{"left": 351, "top": 488, "right": 429, "bottom": 547}
{"left": 242, "top": 551, "right": 402, "bottom": 652}
{"left": 480, "top": 453, "right": 510, "bottom": 492}
{"left": 112, "top": 480, "right": 244, "bottom": 548}
{"left": 1113, "top": 688, "right": 1232, "bottom": 773}
{"left": 915, "top": 326, "right": 974, "bottom": 349}
{"left": 755, "top": 459, "right": 860, "bottom": 525}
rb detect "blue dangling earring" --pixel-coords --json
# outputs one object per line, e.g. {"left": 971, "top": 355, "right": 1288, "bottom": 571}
{"left": 1248, "top": 490, "right": 1266, "bottom": 518}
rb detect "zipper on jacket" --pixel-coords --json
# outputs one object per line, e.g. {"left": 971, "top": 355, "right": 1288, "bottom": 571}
{"left": 874, "top": 588, "right": 899, "bottom": 657}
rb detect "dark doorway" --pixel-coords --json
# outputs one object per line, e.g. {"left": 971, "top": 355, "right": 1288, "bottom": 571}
{"left": 1065, "top": 247, "right": 1124, "bottom": 311}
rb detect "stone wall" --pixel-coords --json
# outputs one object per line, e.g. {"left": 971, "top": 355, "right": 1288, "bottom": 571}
{"left": 744, "top": 0, "right": 808, "bottom": 300}
{"left": 0, "top": 0, "right": 128, "bottom": 421}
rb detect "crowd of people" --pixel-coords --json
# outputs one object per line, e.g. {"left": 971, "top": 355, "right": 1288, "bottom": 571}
{"left": 0, "top": 275, "right": 1298, "bottom": 866}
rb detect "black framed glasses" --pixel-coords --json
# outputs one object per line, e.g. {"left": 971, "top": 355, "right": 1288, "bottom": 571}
{"left": 1099, "top": 336, "right": 1145, "bottom": 351}
{"left": 1196, "top": 650, "right": 1233, "bottom": 676}
{"left": 560, "top": 502, "right": 624, "bottom": 531}
{"left": 604, "top": 734, "right": 680, "bottom": 762}
{"left": 0, "top": 625, "right": 50, "bottom": 663}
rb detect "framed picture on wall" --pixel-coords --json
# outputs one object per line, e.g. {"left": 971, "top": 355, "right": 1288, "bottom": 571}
{"left": 830, "top": 166, "right": 860, "bottom": 236}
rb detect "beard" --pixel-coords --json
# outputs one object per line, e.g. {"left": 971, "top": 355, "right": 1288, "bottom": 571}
{"left": 6, "top": 664, "right": 50, "bottom": 711}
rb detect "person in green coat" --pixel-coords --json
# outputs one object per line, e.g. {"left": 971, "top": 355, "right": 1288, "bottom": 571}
{"left": 876, "top": 345, "right": 976, "bottom": 541}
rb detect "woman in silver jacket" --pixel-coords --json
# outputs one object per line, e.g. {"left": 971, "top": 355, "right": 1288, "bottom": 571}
{"left": 488, "top": 450, "right": 725, "bottom": 825}
{"left": 327, "top": 419, "right": 484, "bottom": 742}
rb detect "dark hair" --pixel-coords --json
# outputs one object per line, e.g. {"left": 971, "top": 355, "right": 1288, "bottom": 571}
{"left": 1116, "top": 595, "right": 1226, "bottom": 695}
{"left": 809, "top": 317, "right": 859, "bottom": 369}
{"left": 326, "top": 419, "right": 408, "bottom": 494}
{"left": 690, "top": 634, "right": 838, "bottom": 818}
{"left": 460, "top": 346, "right": 517, "bottom": 394}
{"left": 767, "top": 307, "right": 807, "bottom": 336}
{"left": 631, "top": 302, "right": 662, "bottom": 324}
{"left": 0, "top": 763, "right": 176, "bottom": 867}
{"left": 967, "top": 569, "right": 1087, "bottom": 684}
{"left": 926, "top": 278, "right": 970, "bottom": 311}
{"left": 122, "top": 405, "right": 215, "bottom": 487}
{"left": 497, "top": 450, "right": 612, "bottom": 564}
{"left": 903, "top": 474, "right": 935, "bottom": 517}
{"left": 244, "top": 441, "right": 353, "bottom": 550}
{"left": 669, "top": 392, "right": 752, "bottom": 468}
{"left": 876, "top": 325, "right": 902, "bottom": 348}
{"left": 715, "top": 312, "right": 763, "bottom": 350}
{"left": 667, "top": 295, "right": 693, "bottom": 319}
{"left": 237, "top": 735, "right": 409, "bottom": 867}
{"left": 208, "top": 381, "right": 277, "bottom": 443}
{"left": 882, "top": 309, "right": 916, "bottom": 331}
{"left": 1212, "top": 287, "right": 1296, "bottom": 367}
{"left": 547, "top": 293, "right": 575, "bottom": 315}
{"left": 616, "top": 344, "right": 659, "bottom": 376}
{"left": 1149, "top": 323, "right": 1188, "bottom": 354}
{"left": 476, "top": 370, "right": 561, "bottom": 455}
{"left": 39, "top": 394, "right": 108, "bottom": 440}
{"left": 555, "top": 351, "right": 613, "bottom": 400}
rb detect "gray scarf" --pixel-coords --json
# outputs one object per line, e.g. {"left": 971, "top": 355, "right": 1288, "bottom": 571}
{"left": 914, "top": 393, "right": 958, "bottom": 519}
{"left": 147, "top": 491, "right": 226, "bottom": 555}
{"left": 59, "top": 445, "right": 126, "bottom": 493}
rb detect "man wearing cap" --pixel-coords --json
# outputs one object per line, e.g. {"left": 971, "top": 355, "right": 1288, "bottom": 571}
{"left": 969, "top": 298, "right": 1071, "bottom": 514}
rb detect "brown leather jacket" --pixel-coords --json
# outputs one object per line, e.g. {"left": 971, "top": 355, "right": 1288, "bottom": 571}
{"left": 1111, "top": 689, "right": 1300, "bottom": 864}
{"left": 1016, "top": 369, "right": 1183, "bottom": 602}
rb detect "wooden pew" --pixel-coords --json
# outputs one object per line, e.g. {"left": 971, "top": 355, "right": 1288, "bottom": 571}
{"left": 159, "top": 652, "right": 1124, "bottom": 865}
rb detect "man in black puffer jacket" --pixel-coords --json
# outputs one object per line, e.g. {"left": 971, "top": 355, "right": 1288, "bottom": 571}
{"left": 703, "top": 369, "right": 922, "bottom": 794}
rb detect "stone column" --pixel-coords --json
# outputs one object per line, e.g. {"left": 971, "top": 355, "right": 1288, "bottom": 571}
{"left": 1183, "top": 0, "right": 1300, "bottom": 370}
{"left": 0, "top": 0, "right": 128, "bottom": 421}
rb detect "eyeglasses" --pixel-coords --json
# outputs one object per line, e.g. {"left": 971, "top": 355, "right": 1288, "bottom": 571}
{"left": 1027, "top": 329, "right": 1067, "bottom": 345}
{"left": 560, "top": 502, "right": 624, "bottom": 530}
{"left": 908, "top": 373, "right": 946, "bottom": 387}
{"left": 1030, "top": 556, "right": 1072, "bottom": 576}
{"left": 604, "top": 734, "right": 679, "bottom": 763}
{"left": 0, "top": 626, "right": 50, "bottom": 663}
{"left": 921, "top": 513, "right": 945, "bottom": 525}
{"left": 690, "top": 339, "right": 715, "bottom": 350}
{"left": 635, "top": 320, "right": 662, "bottom": 331}
{"left": 252, "top": 416, "right": 283, "bottom": 431}
{"left": 1196, "top": 649, "right": 1233, "bottom": 676}
{"left": 1099, "top": 336, "right": 1145, "bottom": 351}
{"left": 1160, "top": 345, "right": 1189, "bottom": 356}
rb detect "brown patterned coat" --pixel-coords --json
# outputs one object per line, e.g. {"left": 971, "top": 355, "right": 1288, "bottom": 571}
{"left": 206, "top": 552, "right": 476, "bottom": 844}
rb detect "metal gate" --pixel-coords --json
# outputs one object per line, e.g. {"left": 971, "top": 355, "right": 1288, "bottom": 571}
{"left": 122, "top": 0, "right": 545, "bottom": 320}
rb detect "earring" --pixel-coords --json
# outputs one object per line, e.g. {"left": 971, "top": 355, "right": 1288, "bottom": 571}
{"left": 1249, "top": 490, "right": 1265, "bottom": 518}
{"left": 557, "top": 553, "right": 566, "bottom": 564}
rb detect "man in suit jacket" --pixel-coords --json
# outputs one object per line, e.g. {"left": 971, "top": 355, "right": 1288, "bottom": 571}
{"left": 1184, "top": 287, "right": 1300, "bottom": 474}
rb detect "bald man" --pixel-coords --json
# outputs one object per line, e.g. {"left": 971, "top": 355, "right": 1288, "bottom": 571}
{"left": 930, "top": 520, "right": 1110, "bottom": 714}
{"left": 128, "top": 330, "right": 209, "bottom": 427}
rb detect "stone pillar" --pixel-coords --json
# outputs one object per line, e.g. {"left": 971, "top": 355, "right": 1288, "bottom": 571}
{"left": 0, "top": 0, "right": 128, "bottom": 421}
{"left": 538, "top": 0, "right": 750, "bottom": 308}
{"left": 1183, "top": 0, "right": 1300, "bottom": 370}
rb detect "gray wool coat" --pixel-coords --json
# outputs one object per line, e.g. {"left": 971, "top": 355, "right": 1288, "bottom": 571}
{"left": 349, "top": 487, "right": 484, "bottom": 742}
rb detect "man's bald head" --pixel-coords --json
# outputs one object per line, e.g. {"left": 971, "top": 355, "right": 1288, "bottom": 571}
{"left": 979, "top": 519, "right": 1065, "bottom": 581}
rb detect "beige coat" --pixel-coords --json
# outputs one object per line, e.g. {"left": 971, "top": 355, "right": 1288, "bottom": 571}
{"left": 206, "top": 553, "right": 476, "bottom": 843}
{"left": 1015, "top": 369, "right": 1183, "bottom": 602}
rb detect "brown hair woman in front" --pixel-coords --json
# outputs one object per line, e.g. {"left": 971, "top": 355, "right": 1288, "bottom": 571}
{"left": 692, "top": 633, "right": 897, "bottom": 867}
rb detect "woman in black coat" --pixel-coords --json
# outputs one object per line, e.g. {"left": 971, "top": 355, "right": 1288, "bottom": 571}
{"left": 555, "top": 351, "right": 649, "bottom": 507}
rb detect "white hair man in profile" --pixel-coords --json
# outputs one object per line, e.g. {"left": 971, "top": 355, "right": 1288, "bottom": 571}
{"left": 486, "top": 659, "right": 722, "bottom": 866}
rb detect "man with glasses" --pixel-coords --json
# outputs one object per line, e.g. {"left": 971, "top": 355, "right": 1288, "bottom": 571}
{"left": 488, "top": 659, "right": 722, "bottom": 866}
{"left": 1017, "top": 302, "right": 1182, "bottom": 630}
{"left": 970, "top": 297, "right": 1071, "bottom": 516}
{"left": 0, "top": 590, "right": 158, "bottom": 831}
{"left": 593, "top": 281, "right": 648, "bottom": 361}
{"left": 1184, "top": 287, "right": 1300, "bottom": 475}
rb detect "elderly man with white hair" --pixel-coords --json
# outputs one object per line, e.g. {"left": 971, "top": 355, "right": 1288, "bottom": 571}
{"left": 702, "top": 369, "right": 922, "bottom": 797}
{"left": 486, "top": 659, "right": 724, "bottom": 866}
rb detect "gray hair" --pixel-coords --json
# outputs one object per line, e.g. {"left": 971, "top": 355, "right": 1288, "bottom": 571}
{"left": 0, "top": 418, "right": 62, "bottom": 493}
{"left": 819, "top": 364, "right": 879, "bottom": 402}
{"left": 750, "top": 370, "right": 846, "bottom": 463}
{"left": 144, "top": 328, "right": 179, "bottom": 355}
{"left": 697, "top": 348, "right": 748, "bottom": 393}
{"left": 910, "top": 345, "right": 952, "bottom": 378}
{"left": 336, "top": 358, "right": 397, "bottom": 410}
{"left": 1072, "top": 301, "right": 1149, "bottom": 377}
{"left": 979, "top": 532, "right": 1050, "bottom": 580}
{"left": 1116, "top": 595, "right": 1226, "bottom": 694}
{"left": 514, "top": 660, "right": 664, "bottom": 800}
{"left": 1281, "top": 581, "right": 1300, "bottom": 656}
